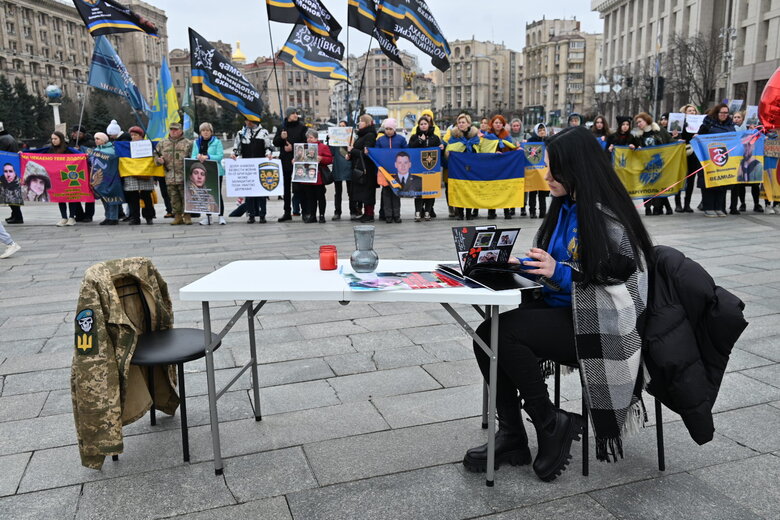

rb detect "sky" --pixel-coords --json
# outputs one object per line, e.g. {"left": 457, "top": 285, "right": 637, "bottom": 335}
{"left": 156, "top": 0, "right": 603, "bottom": 73}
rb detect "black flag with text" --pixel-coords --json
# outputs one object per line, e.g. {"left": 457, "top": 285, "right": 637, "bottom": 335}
{"left": 376, "top": 0, "right": 450, "bottom": 72}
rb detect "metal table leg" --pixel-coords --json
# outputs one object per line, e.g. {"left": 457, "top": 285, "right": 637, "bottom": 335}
{"left": 202, "top": 301, "right": 223, "bottom": 476}
{"left": 247, "top": 300, "right": 262, "bottom": 421}
{"left": 485, "top": 305, "right": 499, "bottom": 487}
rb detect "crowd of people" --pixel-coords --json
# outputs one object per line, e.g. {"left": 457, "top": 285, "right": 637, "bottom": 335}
{"left": 0, "top": 99, "right": 777, "bottom": 254}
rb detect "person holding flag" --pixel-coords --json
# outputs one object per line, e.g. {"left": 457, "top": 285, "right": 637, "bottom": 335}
{"left": 481, "top": 115, "right": 518, "bottom": 220}
{"left": 124, "top": 126, "right": 156, "bottom": 225}
{"left": 444, "top": 113, "right": 482, "bottom": 220}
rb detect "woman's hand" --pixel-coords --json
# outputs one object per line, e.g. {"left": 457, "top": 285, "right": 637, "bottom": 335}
{"left": 197, "top": 154, "right": 208, "bottom": 162}
{"left": 522, "top": 248, "right": 556, "bottom": 277}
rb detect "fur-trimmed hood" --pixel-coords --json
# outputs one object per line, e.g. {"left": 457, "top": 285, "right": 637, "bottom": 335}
{"left": 449, "top": 125, "right": 480, "bottom": 140}
{"left": 631, "top": 122, "right": 661, "bottom": 138}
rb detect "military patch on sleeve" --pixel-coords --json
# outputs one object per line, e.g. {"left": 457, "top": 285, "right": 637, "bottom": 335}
{"left": 75, "top": 309, "right": 97, "bottom": 355}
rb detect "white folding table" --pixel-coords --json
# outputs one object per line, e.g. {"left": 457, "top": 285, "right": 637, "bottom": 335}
{"left": 179, "top": 259, "right": 538, "bottom": 486}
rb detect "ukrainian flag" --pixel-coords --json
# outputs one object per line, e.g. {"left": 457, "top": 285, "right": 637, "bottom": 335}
{"left": 146, "top": 58, "right": 180, "bottom": 142}
{"left": 691, "top": 130, "right": 765, "bottom": 188}
{"left": 113, "top": 142, "right": 165, "bottom": 178}
{"left": 447, "top": 152, "right": 525, "bottom": 209}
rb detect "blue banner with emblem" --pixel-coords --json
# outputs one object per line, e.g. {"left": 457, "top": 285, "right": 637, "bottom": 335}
{"left": 88, "top": 149, "right": 124, "bottom": 205}
{"left": 366, "top": 147, "right": 442, "bottom": 198}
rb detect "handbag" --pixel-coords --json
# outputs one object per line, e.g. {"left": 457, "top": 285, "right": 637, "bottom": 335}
{"left": 322, "top": 165, "right": 334, "bottom": 185}
{"left": 351, "top": 153, "right": 368, "bottom": 184}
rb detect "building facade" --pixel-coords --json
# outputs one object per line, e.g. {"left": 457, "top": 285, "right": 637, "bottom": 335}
{"left": 523, "top": 19, "right": 602, "bottom": 127}
{"left": 432, "top": 39, "right": 523, "bottom": 122}
{"left": 729, "top": 0, "right": 780, "bottom": 106}
{"left": 0, "top": 0, "right": 167, "bottom": 101}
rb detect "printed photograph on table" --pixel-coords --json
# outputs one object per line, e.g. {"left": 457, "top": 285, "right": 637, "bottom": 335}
{"left": 0, "top": 151, "right": 23, "bottom": 205}
{"left": 292, "top": 162, "right": 319, "bottom": 183}
{"left": 474, "top": 231, "right": 494, "bottom": 248}
{"left": 184, "top": 158, "right": 220, "bottom": 214}
{"left": 498, "top": 230, "right": 519, "bottom": 245}
{"left": 477, "top": 250, "right": 499, "bottom": 263}
{"left": 462, "top": 226, "right": 522, "bottom": 273}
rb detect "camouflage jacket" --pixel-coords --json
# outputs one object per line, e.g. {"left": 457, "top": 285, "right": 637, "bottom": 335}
{"left": 71, "top": 257, "right": 178, "bottom": 470}
{"left": 155, "top": 136, "right": 193, "bottom": 184}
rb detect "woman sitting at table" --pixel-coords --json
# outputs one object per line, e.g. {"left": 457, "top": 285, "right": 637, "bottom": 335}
{"left": 463, "top": 126, "right": 654, "bottom": 482}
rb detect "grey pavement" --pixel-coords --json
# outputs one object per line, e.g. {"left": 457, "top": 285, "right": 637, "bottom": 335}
{"left": 1, "top": 196, "right": 779, "bottom": 519}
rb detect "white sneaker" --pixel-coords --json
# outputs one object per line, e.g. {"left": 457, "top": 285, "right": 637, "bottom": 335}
{"left": 66, "top": 217, "right": 76, "bottom": 226}
{"left": 56, "top": 218, "right": 68, "bottom": 227}
{"left": 199, "top": 217, "right": 210, "bottom": 225}
{"left": 219, "top": 216, "right": 226, "bottom": 225}
{"left": 0, "top": 242, "right": 20, "bottom": 259}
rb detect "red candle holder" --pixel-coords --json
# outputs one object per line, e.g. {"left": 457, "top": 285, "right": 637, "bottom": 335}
{"left": 319, "top": 245, "right": 338, "bottom": 270}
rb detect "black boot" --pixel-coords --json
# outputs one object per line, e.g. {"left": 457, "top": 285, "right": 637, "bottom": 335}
{"left": 524, "top": 398, "right": 583, "bottom": 482}
{"left": 463, "top": 401, "right": 531, "bottom": 472}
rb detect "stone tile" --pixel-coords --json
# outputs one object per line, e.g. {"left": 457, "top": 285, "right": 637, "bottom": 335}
{"left": 324, "top": 351, "right": 376, "bottom": 376}
{"left": 304, "top": 417, "right": 487, "bottom": 485}
{"left": 40, "top": 388, "right": 74, "bottom": 417}
{"left": 76, "top": 462, "right": 236, "bottom": 520}
{"left": 401, "top": 323, "right": 470, "bottom": 345}
{"left": 286, "top": 465, "right": 493, "bottom": 520}
{"left": 742, "top": 363, "right": 780, "bottom": 388}
{"left": 712, "top": 372, "right": 780, "bottom": 413}
{"left": 477, "top": 495, "right": 617, "bottom": 519}
{"left": 0, "top": 485, "right": 80, "bottom": 520}
{"left": 234, "top": 336, "right": 355, "bottom": 365}
{"left": 257, "top": 304, "right": 378, "bottom": 329}
{"left": 223, "top": 447, "right": 317, "bottom": 502}
{"left": 734, "top": 335, "right": 780, "bottom": 362}
{"left": 372, "top": 385, "right": 483, "bottom": 428}
{"left": 180, "top": 347, "right": 236, "bottom": 373}
{"left": 692, "top": 454, "right": 780, "bottom": 520}
{"left": 353, "top": 311, "right": 443, "bottom": 332}
{"left": 0, "top": 338, "right": 48, "bottom": 357}
{"left": 250, "top": 326, "right": 305, "bottom": 346}
{"left": 422, "top": 359, "right": 483, "bottom": 388}
{"left": 188, "top": 401, "right": 389, "bottom": 461}
{"left": 420, "top": 338, "right": 475, "bottom": 362}
{"left": 0, "top": 391, "right": 47, "bottom": 422}
{"left": 725, "top": 348, "right": 775, "bottom": 372}
{"left": 327, "top": 366, "right": 441, "bottom": 402}
{"left": 297, "top": 319, "right": 369, "bottom": 340}
{"left": 1, "top": 367, "right": 70, "bottom": 396}
{"left": 0, "top": 413, "right": 76, "bottom": 456}
{"left": 259, "top": 379, "right": 341, "bottom": 416}
{"left": 590, "top": 473, "right": 761, "bottom": 520}
{"left": 713, "top": 404, "right": 780, "bottom": 453}
{"left": 0, "top": 324, "right": 60, "bottom": 342}
{"left": 349, "top": 329, "right": 414, "bottom": 352}
{"left": 165, "top": 496, "right": 292, "bottom": 520}
{"left": 19, "top": 429, "right": 192, "bottom": 493}
{"left": 0, "top": 452, "right": 30, "bottom": 497}
{"left": 0, "top": 350, "right": 72, "bottom": 375}
{"left": 371, "top": 345, "right": 439, "bottom": 370}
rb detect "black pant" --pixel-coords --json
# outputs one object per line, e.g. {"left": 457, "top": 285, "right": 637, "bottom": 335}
{"left": 730, "top": 185, "right": 760, "bottom": 209}
{"left": 158, "top": 177, "right": 172, "bottom": 214}
{"left": 527, "top": 191, "right": 548, "bottom": 214}
{"left": 9, "top": 205, "right": 22, "bottom": 220}
{"left": 125, "top": 190, "right": 154, "bottom": 220}
{"left": 473, "top": 299, "right": 576, "bottom": 407}
{"left": 246, "top": 196, "right": 267, "bottom": 217}
{"left": 674, "top": 175, "right": 696, "bottom": 209}
{"left": 58, "top": 202, "right": 82, "bottom": 219}
{"left": 282, "top": 166, "right": 293, "bottom": 215}
{"left": 702, "top": 186, "right": 727, "bottom": 212}
{"left": 301, "top": 184, "right": 326, "bottom": 217}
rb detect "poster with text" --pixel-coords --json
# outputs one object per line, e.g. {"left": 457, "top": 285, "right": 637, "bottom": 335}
{"left": 20, "top": 152, "right": 93, "bottom": 203}
{"left": 224, "top": 157, "right": 284, "bottom": 197}
{"left": 184, "top": 158, "right": 220, "bottom": 214}
{"left": 328, "top": 127, "right": 353, "bottom": 147}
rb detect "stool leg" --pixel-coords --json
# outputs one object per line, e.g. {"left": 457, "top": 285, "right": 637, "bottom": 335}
{"left": 178, "top": 362, "right": 190, "bottom": 462}
{"left": 148, "top": 365, "right": 156, "bottom": 426}
{"left": 655, "top": 398, "right": 665, "bottom": 471}
{"left": 582, "top": 399, "right": 589, "bottom": 476}
{"left": 112, "top": 455, "right": 119, "bottom": 461}
{"left": 554, "top": 363, "right": 561, "bottom": 408}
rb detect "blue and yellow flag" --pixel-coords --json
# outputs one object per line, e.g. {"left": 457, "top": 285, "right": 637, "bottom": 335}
{"left": 366, "top": 147, "right": 442, "bottom": 198}
{"left": 72, "top": 0, "right": 158, "bottom": 37}
{"left": 691, "top": 130, "right": 765, "bottom": 188}
{"left": 376, "top": 0, "right": 450, "bottom": 72}
{"left": 447, "top": 152, "right": 525, "bottom": 209}
{"left": 113, "top": 141, "right": 165, "bottom": 178}
{"left": 266, "top": 0, "right": 342, "bottom": 40}
{"left": 762, "top": 156, "right": 780, "bottom": 202}
{"left": 146, "top": 58, "right": 180, "bottom": 142}
{"left": 279, "top": 25, "right": 349, "bottom": 82}
{"left": 522, "top": 143, "right": 550, "bottom": 192}
{"left": 612, "top": 143, "right": 687, "bottom": 199}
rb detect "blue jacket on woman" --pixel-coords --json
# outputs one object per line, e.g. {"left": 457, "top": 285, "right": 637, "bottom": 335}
{"left": 375, "top": 133, "right": 407, "bottom": 149}
{"left": 698, "top": 116, "right": 735, "bottom": 135}
{"left": 191, "top": 136, "right": 224, "bottom": 176}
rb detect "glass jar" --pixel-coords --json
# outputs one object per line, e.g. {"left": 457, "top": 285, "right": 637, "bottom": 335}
{"left": 350, "top": 225, "right": 379, "bottom": 273}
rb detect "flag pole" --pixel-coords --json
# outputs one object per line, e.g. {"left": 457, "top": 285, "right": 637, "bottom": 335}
{"left": 351, "top": 35, "right": 374, "bottom": 135}
{"left": 345, "top": 2, "right": 351, "bottom": 125}
{"left": 75, "top": 88, "right": 89, "bottom": 147}
{"left": 266, "top": 18, "right": 286, "bottom": 127}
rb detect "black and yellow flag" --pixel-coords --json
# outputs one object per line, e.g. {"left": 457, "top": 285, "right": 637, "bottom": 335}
{"left": 348, "top": 0, "right": 405, "bottom": 67}
{"left": 266, "top": 0, "right": 342, "bottom": 40}
{"left": 278, "top": 25, "right": 350, "bottom": 82}
{"left": 72, "top": 0, "right": 158, "bottom": 37}
{"left": 376, "top": 0, "right": 450, "bottom": 71}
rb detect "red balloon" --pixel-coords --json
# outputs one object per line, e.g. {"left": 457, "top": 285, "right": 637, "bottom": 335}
{"left": 759, "top": 66, "right": 780, "bottom": 131}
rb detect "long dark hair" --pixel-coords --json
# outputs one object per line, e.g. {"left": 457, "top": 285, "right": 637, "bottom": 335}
{"left": 50, "top": 131, "right": 69, "bottom": 153}
{"left": 537, "top": 126, "right": 654, "bottom": 283}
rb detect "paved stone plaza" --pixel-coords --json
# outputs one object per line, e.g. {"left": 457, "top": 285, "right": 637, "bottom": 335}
{"left": 1, "top": 198, "right": 779, "bottom": 520}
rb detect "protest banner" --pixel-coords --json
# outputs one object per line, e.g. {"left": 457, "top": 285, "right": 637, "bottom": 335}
{"left": 327, "top": 127, "right": 353, "bottom": 147}
{"left": 446, "top": 151, "right": 525, "bottom": 208}
{"left": 691, "top": 130, "right": 764, "bottom": 187}
{"left": 184, "top": 158, "right": 220, "bottom": 214}
{"left": 88, "top": 149, "right": 124, "bottom": 205}
{"left": 20, "top": 153, "right": 93, "bottom": 203}
{"left": 762, "top": 156, "right": 780, "bottom": 202}
{"left": 612, "top": 142, "right": 687, "bottom": 198}
{"left": 366, "top": 147, "right": 442, "bottom": 198}
{"left": 0, "top": 151, "right": 23, "bottom": 205}
{"left": 225, "top": 158, "right": 284, "bottom": 197}
{"left": 521, "top": 143, "right": 550, "bottom": 192}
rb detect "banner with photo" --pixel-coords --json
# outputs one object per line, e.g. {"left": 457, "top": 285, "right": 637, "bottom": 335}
{"left": 184, "top": 158, "right": 220, "bottom": 214}
{"left": 691, "top": 130, "right": 764, "bottom": 187}
{"left": 292, "top": 143, "right": 321, "bottom": 184}
{"left": 445, "top": 151, "right": 525, "bottom": 208}
{"left": 20, "top": 153, "right": 93, "bottom": 203}
{"left": 225, "top": 158, "right": 284, "bottom": 197}
{"left": 521, "top": 143, "right": 550, "bottom": 192}
{"left": 0, "top": 151, "right": 23, "bottom": 205}
{"left": 87, "top": 149, "right": 124, "bottom": 205}
{"left": 366, "top": 147, "right": 442, "bottom": 198}
{"left": 612, "top": 142, "right": 687, "bottom": 199}
{"left": 762, "top": 156, "right": 780, "bottom": 202}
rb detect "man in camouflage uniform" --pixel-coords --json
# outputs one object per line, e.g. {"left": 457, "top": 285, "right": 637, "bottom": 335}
{"left": 71, "top": 257, "right": 178, "bottom": 469}
{"left": 154, "top": 122, "right": 193, "bottom": 224}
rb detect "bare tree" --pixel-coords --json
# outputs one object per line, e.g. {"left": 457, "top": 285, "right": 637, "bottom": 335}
{"left": 665, "top": 31, "right": 724, "bottom": 109}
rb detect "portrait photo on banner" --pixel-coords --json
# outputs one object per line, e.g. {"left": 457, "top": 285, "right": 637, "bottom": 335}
{"left": 20, "top": 152, "right": 93, "bottom": 203}
{"left": 225, "top": 157, "right": 284, "bottom": 197}
{"left": 184, "top": 158, "right": 220, "bottom": 214}
{"left": 0, "top": 151, "right": 23, "bottom": 205}
{"left": 292, "top": 162, "right": 319, "bottom": 183}
{"left": 366, "top": 147, "right": 442, "bottom": 198}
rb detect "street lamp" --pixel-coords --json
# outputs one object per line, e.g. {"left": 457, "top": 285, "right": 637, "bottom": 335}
{"left": 45, "top": 84, "right": 63, "bottom": 130}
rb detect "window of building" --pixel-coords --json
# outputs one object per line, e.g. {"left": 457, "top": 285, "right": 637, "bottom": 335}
{"left": 465, "top": 45, "right": 471, "bottom": 57}
{"left": 55, "top": 34, "right": 62, "bottom": 45}
{"left": 6, "top": 21, "right": 14, "bottom": 35}
{"left": 46, "top": 65, "right": 54, "bottom": 76}
{"left": 454, "top": 47, "right": 460, "bottom": 58}
{"left": 570, "top": 40, "right": 585, "bottom": 49}
{"left": 38, "top": 13, "right": 46, "bottom": 25}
